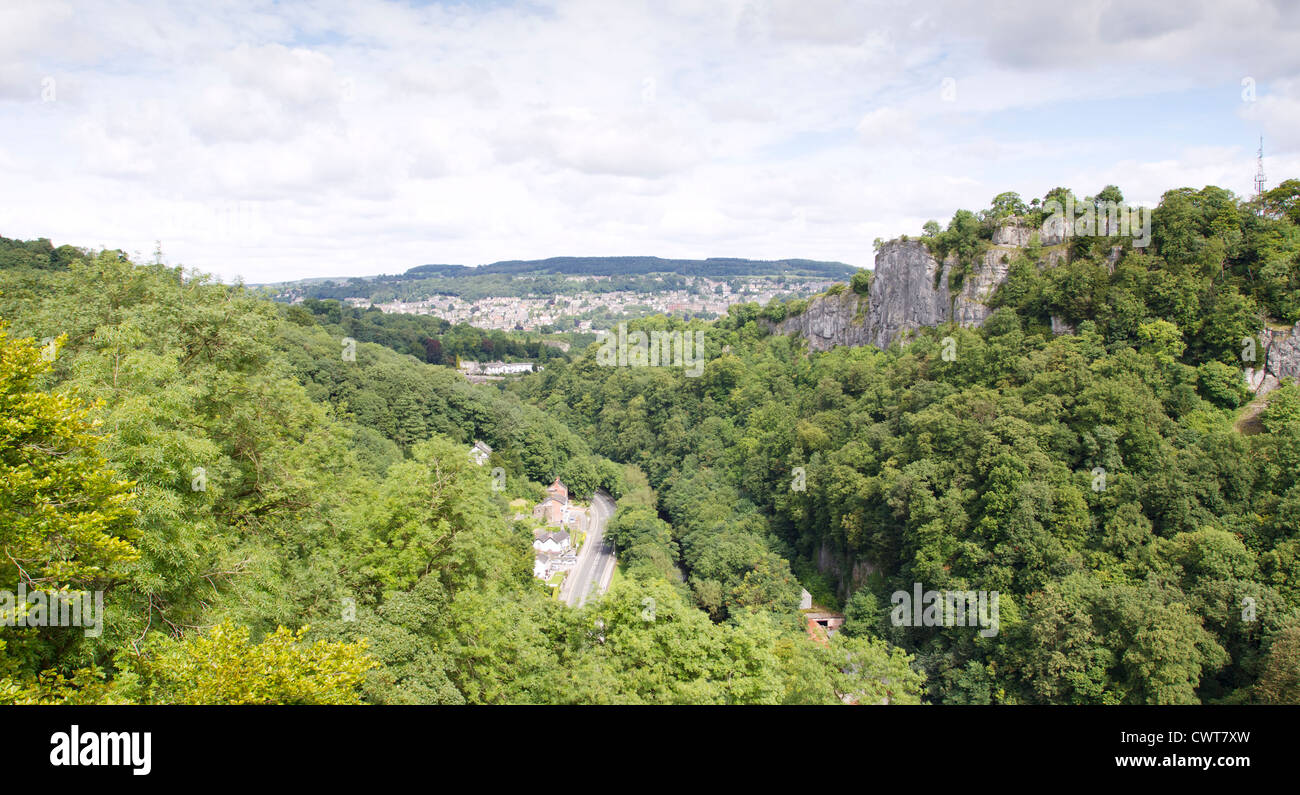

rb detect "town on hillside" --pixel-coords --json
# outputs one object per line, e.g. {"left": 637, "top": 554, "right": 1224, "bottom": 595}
{"left": 344, "top": 275, "right": 839, "bottom": 332}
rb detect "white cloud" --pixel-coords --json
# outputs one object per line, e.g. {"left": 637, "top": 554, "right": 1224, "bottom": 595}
{"left": 855, "top": 106, "right": 913, "bottom": 145}
{"left": 0, "top": 0, "right": 1296, "bottom": 281}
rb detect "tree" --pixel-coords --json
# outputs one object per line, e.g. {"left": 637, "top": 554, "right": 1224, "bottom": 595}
{"left": 1197, "top": 360, "right": 1249, "bottom": 408}
{"left": 1096, "top": 185, "right": 1124, "bottom": 205}
{"left": 1255, "top": 626, "right": 1300, "bottom": 704}
{"left": 829, "top": 634, "right": 926, "bottom": 704}
{"left": 986, "top": 191, "right": 1028, "bottom": 222}
{"left": 1261, "top": 179, "right": 1300, "bottom": 224}
{"left": 0, "top": 325, "right": 138, "bottom": 588}
{"left": 354, "top": 437, "right": 505, "bottom": 593}
{"left": 132, "top": 621, "right": 375, "bottom": 704}
{"left": 423, "top": 336, "right": 444, "bottom": 364}
{"left": 850, "top": 269, "right": 872, "bottom": 296}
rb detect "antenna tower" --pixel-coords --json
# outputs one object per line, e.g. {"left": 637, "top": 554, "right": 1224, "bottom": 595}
{"left": 1255, "top": 136, "right": 1267, "bottom": 196}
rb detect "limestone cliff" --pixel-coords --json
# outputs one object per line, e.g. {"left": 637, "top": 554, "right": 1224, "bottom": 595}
{"left": 773, "top": 231, "right": 1030, "bottom": 351}
{"left": 1265, "top": 321, "right": 1300, "bottom": 381}
{"left": 772, "top": 224, "right": 1300, "bottom": 388}
{"left": 861, "top": 241, "right": 949, "bottom": 349}
{"left": 769, "top": 289, "right": 870, "bottom": 352}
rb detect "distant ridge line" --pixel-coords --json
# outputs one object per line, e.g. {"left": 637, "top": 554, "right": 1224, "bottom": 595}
{"left": 404, "top": 255, "right": 856, "bottom": 279}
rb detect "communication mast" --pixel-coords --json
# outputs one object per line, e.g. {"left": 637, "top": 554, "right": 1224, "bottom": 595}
{"left": 1255, "top": 136, "right": 1267, "bottom": 197}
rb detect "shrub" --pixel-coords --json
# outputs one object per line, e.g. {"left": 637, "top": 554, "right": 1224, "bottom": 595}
{"left": 850, "top": 269, "right": 872, "bottom": 296}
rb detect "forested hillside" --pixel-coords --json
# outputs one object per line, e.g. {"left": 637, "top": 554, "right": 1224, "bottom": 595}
{"left": 0, "top": 241, "right": 921, "bottom": 704}
{"left": 514, "top": 181, "right": 1300, "bottom": 704}
{"left": 285, "top": 297, "right": 573, "bottom": 366}
{"left": 3, "top": 180, "right": 1298, "bottom": 705}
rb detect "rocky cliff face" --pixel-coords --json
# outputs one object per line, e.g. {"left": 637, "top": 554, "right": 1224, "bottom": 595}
{"left": 815, "top": 541, "right": 877, "bottom": 601}
{"left": 774, "top": 234, "right": 1027, "bottom": 351}
{"left": 947, "top": 245, "right": 1019, "bottom": 329}
{"left": 1265, "top": 322, "right": 1300, "bottom": 380}
{"left": 773, "top": 226, "right": 1300, "bottom": 385}
{"left": 862, "top": 241, "right": 950, "bottom": 348}
{"left": 770, "top": 290, "right": 871, "bottom": 352}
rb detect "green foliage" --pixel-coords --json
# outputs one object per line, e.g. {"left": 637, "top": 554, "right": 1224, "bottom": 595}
{"left": 927, "top": 209, "right": 989, "bottom": 290}
{"left": 1, "top": 244, "right": 922, "bottom": 705}
{"left": 131, "top": 621, "right": 375, "bottom": 704}
{"left": 1197, "top": 360, "right": 1249, "bottom": 408}
{"left": 0, "top": 325, "right": 138, "bottom": 587}
{"left": 293, "top": 298, "right": 571, "bottom": 366}
{"left": 983, "top": 191, "right": 1028, "bottom": 223}
{"left": 4, "top": 173, "right": 1299, "bottom": 705}
{"left": 518, "top": 179, "right": 1300, "bottom": 702}
{"left": 1254, "top": 626, "right": 1300, "bottom": 703}
{"left": 850, "top": 269, "right": 872, "bottom": 296}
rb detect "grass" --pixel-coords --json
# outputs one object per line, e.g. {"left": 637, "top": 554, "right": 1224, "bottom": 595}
{"left": 1235, "top": 396, "right": 1270, "bottom": 435}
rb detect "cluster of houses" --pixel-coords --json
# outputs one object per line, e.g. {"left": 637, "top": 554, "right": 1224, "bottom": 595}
{"left": 531, "top": 478, "right": 583, "bottom": 581}
{"left": 462, "top": 443, "right": 584, "bottom": 586}
{"left": 458, "top": 360, "right": 537, "bottom": 385}
{"left": 458, "top": 360, "right": 535, "bottom": 376}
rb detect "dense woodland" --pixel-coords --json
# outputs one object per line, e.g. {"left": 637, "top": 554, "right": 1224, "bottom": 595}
{"left": 287, "top": 298, "right": 573, "bottom": 366}
{"left": 2, "top": 179, "right": 1299, "bottom": 704}
{"left": 516, "top": 181, "right": 1300, "bottom": 704}
{"left": 0, "top": 237, "right": 918, "bottom": 704}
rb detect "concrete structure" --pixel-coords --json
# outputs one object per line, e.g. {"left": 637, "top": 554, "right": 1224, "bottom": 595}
{"left": 804, "top": 610, "right": 846, "bottom": 646}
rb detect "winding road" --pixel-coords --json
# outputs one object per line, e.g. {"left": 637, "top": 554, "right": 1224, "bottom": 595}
{"left": 560, "top": 490, "right": 616, "bottom": 607}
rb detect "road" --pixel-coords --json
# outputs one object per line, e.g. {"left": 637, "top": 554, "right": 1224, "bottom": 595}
{"left": 560, "top": 490, "right": 616, "bottom": 607}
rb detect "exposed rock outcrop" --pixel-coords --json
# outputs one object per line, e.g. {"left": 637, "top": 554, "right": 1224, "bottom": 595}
{"left": 769, "top": 290, "right": 870, "bottom": 352}
{"left": 815, "top": 541, "right": 877, "bottom": 601}
{"left": 773, "top": 236, "right": 1025, "bottom": 352}
{"left": 947, "top": 245, "right": 1017, "bottom": 329}
{"left": 770, "top": 235, "right": 1021, "bottom": 351}
{"left": 862, "top": 241, "right": 950, "bottom": 349}
{"left": 773, "top": 224, "right": 1298, "bottom": 379}
{"left": 1050, "top": 315, "right": 1076, "bottom": 336}
{"left": 1265, "top": 321, "right": 1300, "bottom": 380}
{"left": 992, "top": 224, "right": 1035, "bottom": 246}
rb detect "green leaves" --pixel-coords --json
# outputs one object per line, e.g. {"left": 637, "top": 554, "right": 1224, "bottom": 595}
{"left": 133, "top": 621, "right": 376, "bottom": 705}
{"left": 0, "top": 325, "right": 139, "bottom": 588}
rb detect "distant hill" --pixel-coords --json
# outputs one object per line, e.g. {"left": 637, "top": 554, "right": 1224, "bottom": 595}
{"left": 265, "top": 255, "right": 858, "bottom": 306}
{"left": 403, "top": 256, "right": 856, "bottom": 279}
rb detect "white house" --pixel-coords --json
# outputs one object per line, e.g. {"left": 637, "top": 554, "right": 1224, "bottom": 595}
{"left": 482, "top": 361, "right": 534, "bottom": 375}
{"left": 533, "top": 530, "right": 570, "bottom": 555}
{"left": 469, "top": 440, "right": 492, "bottom": 466}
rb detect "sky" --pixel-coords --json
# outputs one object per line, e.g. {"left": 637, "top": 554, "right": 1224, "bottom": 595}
{"left": 2, "top": 0, "right": 1299, "bottom": 282}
